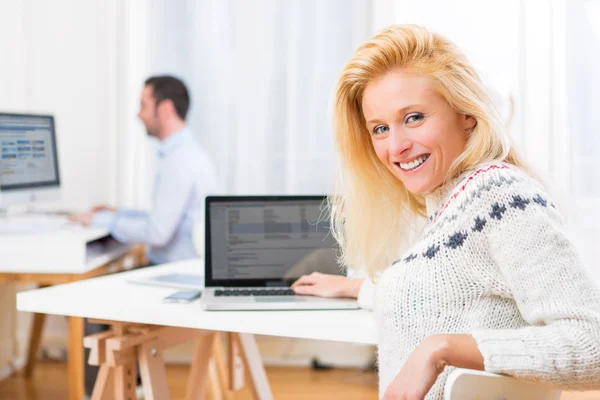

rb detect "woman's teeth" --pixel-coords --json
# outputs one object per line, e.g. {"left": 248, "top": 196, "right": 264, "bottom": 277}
{"left": 399, "top": 154, "right": 430, "bottom": 171}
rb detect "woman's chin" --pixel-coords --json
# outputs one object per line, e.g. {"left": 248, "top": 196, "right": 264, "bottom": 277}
{"left": 400, "top": 179, "right": 433, "bottom": 195}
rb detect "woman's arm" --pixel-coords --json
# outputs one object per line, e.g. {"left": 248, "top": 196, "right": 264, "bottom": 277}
{"left": 385, "top": 169, "right": 600, "bottom": 399}
{"left": 471, "top": 177, "right": 600, "bottom": 389}
{"left": 432, "top": 334, "right": 485, "bottom": 371}
{"left": 382, "top": 334, "right": 484, "bottom": 400}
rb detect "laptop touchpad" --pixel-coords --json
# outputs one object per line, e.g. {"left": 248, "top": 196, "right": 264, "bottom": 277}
{"left": 255, "top": 297, "right": 305, "bottom": 302}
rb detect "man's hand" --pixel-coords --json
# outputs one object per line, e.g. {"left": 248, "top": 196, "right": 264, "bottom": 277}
{"left": 91, "top": 205, "right": 116, "bottom": 213}
{"left": 68, "top": 211, "right": 95, "bottom": 226}
{"left": 69, "top": 204, "right": 116, "bottom": 226}
{"left": 291, "top": 272, "right": 363, "bottom": 298}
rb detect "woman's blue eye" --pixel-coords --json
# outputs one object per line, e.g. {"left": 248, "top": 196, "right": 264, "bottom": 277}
{"left": 405, "top": 113, "right": 424, "bottom": 124}
{"left": 373, "top": 125, "right": 389, "bottom": 135}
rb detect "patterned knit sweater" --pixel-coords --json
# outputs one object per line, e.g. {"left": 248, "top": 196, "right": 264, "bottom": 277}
{"left": 359, "top": 162, "right": 600, "bottom": 399}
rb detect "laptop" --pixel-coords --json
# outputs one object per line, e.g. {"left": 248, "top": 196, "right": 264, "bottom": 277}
{"left": 200, "top": 195, "right": 359, "bottom": 311}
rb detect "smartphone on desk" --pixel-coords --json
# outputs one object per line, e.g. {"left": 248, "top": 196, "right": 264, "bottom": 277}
{"left": 163, "top": 290, "right": 202, "bottom": 304}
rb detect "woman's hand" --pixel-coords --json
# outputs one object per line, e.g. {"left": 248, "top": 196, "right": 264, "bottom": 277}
{"left": 383, "top": 334, "right": 484, "bottom": 400}
{"left": 291, "top": 272, "right": 363, "bottom": 298}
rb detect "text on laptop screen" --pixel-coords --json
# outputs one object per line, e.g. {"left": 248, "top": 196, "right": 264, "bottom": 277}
{"left": 209, "top": 199, "right": 342, "bottom": 282}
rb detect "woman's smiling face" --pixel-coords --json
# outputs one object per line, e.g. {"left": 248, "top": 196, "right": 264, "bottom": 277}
{"left": 362, "top": 68, "right": 475, "bottom": 194}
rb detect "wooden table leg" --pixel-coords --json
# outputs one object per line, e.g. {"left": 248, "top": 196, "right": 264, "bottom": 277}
{"left": 228, "top": 332, "right": 245, "bottom": 391}
{"left": 236, "top": 333, "right": 273, "bottom": 400}
{"left": 207, "top": 359, "right": 222, "bottom": 399}
{"left": 185, "top": 333, "right": 216, "bottom": 400}
{"left": 114, "top": 362, "right": 137, "bottom": 400}
{"left": 214, "top": 335, "right": 234, "bottom": 400}
{"left": 139, "top": 339, "right": 170, "bottom": 400}
{"left": 85, "top": 324, "right": 224, "bottom": 400}
{"left": 24, "top": 312, "right": 46, "bottom": 377}
{"left": 68, "top": 316, "right": 85, "bottom": 400}
{"left": 91, "top": 364, "right": 115, "bottom": 400}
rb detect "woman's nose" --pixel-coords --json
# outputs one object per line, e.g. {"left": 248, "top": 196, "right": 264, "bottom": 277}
{"left": 387, "top": 129, "right": 413, "bottom": 156}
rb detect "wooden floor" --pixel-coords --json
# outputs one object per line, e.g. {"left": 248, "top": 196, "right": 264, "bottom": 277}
{"left": 0, "top": 361, "right": 598, "bottom": 399}
{"left": 0, "top": 362, "right": 379, "bottom": 400}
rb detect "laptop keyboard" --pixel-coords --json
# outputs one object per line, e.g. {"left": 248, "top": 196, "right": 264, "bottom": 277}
{"left": 214, "top": 288, "right": 295, "bottom": 297}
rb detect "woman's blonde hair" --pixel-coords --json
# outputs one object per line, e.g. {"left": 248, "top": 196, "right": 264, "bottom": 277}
{"left": 330, "top": 24, "right": 530, "bottom": 278}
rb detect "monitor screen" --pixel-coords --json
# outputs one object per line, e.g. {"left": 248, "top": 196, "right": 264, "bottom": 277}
{"left": 0, "top": 113, "right": 60, "bottom": 192}
{"left": 207, "top": 197, "right": 343, "bottom": 285}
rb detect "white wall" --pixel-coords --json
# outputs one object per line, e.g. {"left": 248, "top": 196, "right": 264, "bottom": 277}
{"left": 0, "top": 0, "right": 121, "bottom": 210}
{"left": 0, "top": 0, "right": 127, "bottom": 376}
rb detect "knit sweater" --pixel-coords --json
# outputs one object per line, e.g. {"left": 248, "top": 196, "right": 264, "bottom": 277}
{"left": 362, "top": 162, "right": 600, "bottom": 399}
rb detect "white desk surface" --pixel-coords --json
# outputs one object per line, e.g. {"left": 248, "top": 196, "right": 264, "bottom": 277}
{"left": 17, "top": 259, "right": 378, "bottom": 345}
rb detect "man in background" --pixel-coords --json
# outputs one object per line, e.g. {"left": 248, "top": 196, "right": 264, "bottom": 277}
{"left": 71, "top": 75, "right": 217, "bottom": 264}
{"left": 70, "top": 75, "right": 216, "bottom": 394}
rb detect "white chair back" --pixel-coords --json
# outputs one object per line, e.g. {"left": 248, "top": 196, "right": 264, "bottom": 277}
{"left": 444, "top": 369, "right": 561, "bottom": 400}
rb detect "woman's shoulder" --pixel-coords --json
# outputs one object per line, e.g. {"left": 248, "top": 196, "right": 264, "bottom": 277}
{"left": 433, "top": 161, "right": 554, "bottom": 223}
{"left": 461, "top": 161, "right": 548, "bottom": 199}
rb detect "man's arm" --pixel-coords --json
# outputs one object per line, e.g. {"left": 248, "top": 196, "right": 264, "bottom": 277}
{"left": 94, "top": 165, "right": 193, "bottom": 246}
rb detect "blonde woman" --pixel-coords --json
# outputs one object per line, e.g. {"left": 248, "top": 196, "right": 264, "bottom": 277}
{"left": 292, "top": 25, "right": 600, "bottom": 399}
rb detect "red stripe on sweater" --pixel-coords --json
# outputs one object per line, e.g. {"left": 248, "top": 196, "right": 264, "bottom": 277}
{"left": 434, "top": 164, "right": 509, "bottom": 222}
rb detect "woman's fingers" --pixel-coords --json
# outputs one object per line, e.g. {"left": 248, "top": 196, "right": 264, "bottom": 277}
{"left": 291, "top": 274, "right": 349, "bottom": 298}
{"left": 292, "top": 284, "right": 318, "bottom": 295}
{"left": 291, "top": 274, "right": 317, "bottom": 288}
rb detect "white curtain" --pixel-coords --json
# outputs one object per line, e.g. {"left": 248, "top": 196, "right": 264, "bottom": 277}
{"left": 548, "top": 0, "right": 600, "bottom": 278}
{"left": 562, "top": 0, "right": 600, "bottom": 209}
{"left": 143, "top": 0, "right": 372, "bottom": 195}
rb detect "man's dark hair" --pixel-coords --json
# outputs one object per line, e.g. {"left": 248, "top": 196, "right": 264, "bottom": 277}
{"left": 144, "top": 75, "right": 190, "bottom": 120}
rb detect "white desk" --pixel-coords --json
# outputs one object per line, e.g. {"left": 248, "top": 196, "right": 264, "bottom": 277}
{"left": 17, "top": 260, "right": 377, "bottom": 399}
{"left": 0, "top": 221, "right": 132, "bottom": 274}
{"left": 1, "top": 227, "right": 145, "bottom": 400}
{"left": 17, "top": 260, "right": 377, "bottom": 344}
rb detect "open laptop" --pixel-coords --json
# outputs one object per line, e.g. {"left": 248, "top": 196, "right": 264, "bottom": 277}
{"left": 200, "top": 195, "right": 359, "bottom": 311}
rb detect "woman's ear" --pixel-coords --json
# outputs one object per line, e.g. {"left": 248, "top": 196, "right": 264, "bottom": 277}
{"left": 464, "top": 115, "right": 477, "bottom": 132}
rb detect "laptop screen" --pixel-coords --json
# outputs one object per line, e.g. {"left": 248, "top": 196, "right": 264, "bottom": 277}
{"left": 205, "top": 196, "right": 344, "bottom": 287}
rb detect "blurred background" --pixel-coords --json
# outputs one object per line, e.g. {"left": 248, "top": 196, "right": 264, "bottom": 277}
{"left": 0, "top": 0, "right": 598, "bottom": 396}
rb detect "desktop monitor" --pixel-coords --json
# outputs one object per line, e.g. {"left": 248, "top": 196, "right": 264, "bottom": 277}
{"left": 0, "top": 112, "right": 61, "bottom": 206}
